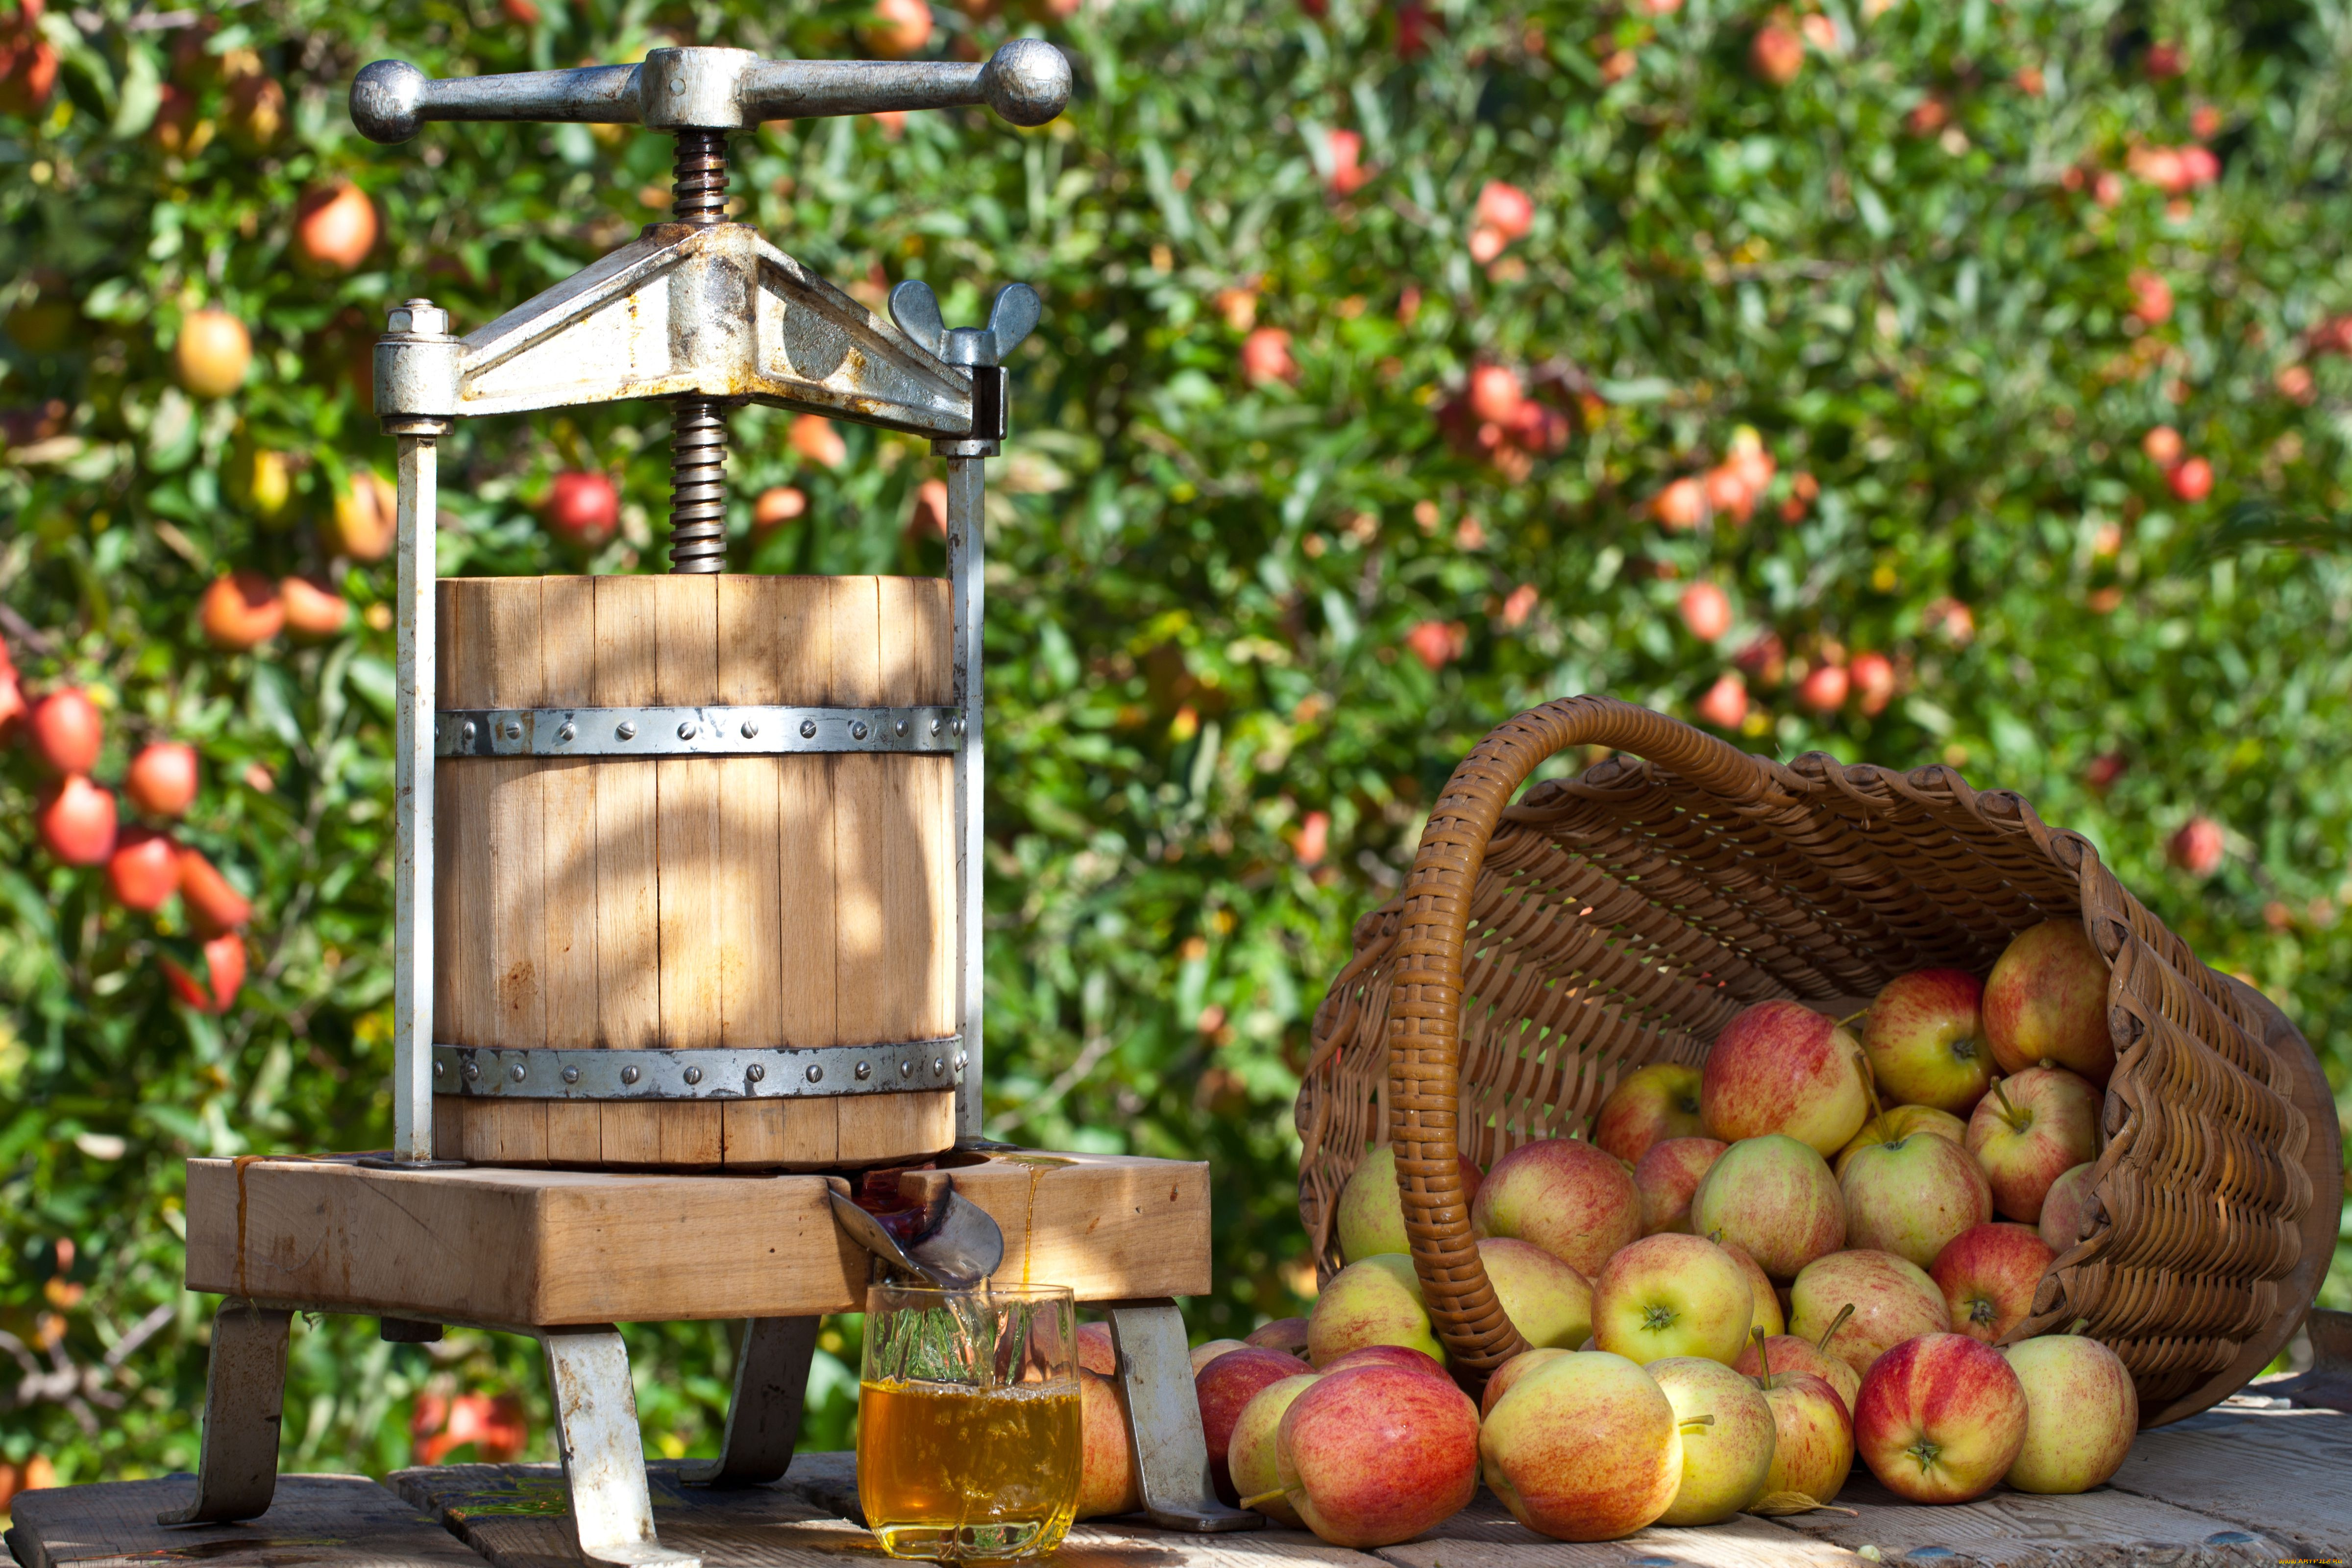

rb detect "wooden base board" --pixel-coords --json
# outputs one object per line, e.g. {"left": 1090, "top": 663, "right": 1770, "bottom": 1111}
{"left": 181, "top": 1149, "right": 1209, "bottom": 1325}
{"left": 5, "top": 1474, "right": 488, "bottom": 1568}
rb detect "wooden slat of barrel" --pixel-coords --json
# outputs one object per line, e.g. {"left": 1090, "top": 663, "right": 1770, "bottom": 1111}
{"left": 433, "top": 575, "right": 956, "bottom": 1169}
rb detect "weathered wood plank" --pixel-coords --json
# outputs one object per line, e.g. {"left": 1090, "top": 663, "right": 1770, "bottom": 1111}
{"left": 590, "top": 575, "right": 664, "bottom": 1165}
{"left": 2102, "top": 1402, "right": 2352, "bottom": 1557}
{"left": 1374, "top": 1493, "right": 1860, "bottom": 1568}
{"left": 7, "top": 1474, "right": 489, "bottom": 1568}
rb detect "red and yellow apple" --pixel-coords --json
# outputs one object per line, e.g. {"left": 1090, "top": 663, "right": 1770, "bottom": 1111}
{"left": 1648, "top": 1356, "right": 1777, "bottom": 1525}
{"left": 1835, "top": 1104, "right": 1967, "bottom": 1178}
{"left": 1337, "top": 1142, "right": 1484, "bottom": 1262}
{"left": 1966, "top": 1068, "right": 2101, "bottom": 1223}
{"left": 1480, "top": 1237, "right": 1594, "bottom": 1351}
{"left": 1593, "top": 1063, "right": 1706, "bottom": 1163}
{"left": 1245, "top": 1318, "right": 1311, "bottom": 1358}
{"left": 1748, "top": 1351, "right": 1853, "bottom": 1507}
{"left": 1688, "top": 1133, "right": 1846, "bottom": 1280}
{"left": 1307, "top": 1255, "right": 1445, "bottom": 1369}
{"left": 1076, "top": 1321, "right": 1117, "bottom": 1374}
{"left": 1075, "top": 1367, "right": 1137, "bottom": 1518}
{"left": 2038, "top": 1162, "right": 2099, "bottom": 1252}
{"left": 1318, "top": 1344, "right": 1448, "bottom": 1379}
{"left": 1983, "top": 921, "right": 2114, "bottom": 1084}
{"left": 1853, "top": 1332, "right": 2029, "bottom": 1504}
{"left": 1862, "top": 969, "right": 1993, "bottom": 1113}
{"left": 1273, "top": 1364, "right": 1480, "bottom": 1546}
{"left": 1701, "top": 1000, "right": 1871, "bottom": 1156}
{"left": 1479, "top": 1348, "right": 1567, "bottom": 1419}
{"left": 1227, "top": 1372, "right": 1319, "bottom": 1524}
{"left": 1930, "top": 1223, "right": 2054, "bottom": 1345}
{"left": 1189, "top": 1339, "right": 1247, "bottom": 1374}
{"left": 1479, "top": 1351, "right": 1681, "bottom": 1542}
{"left": 1734, "top": 1323, "right": 1860, "bottom": 1417}
{"left": 1788, "top": 1250, "right": 1951, "bottom": 1377}
{"left": 1634, "top": 1136, "right": 1724, "bottom": 1235}
{"left": 1472, "top": 1137, "right": 1640, "bottom": 1278}
{"left": 1719, "top": 1242, "right": 1785, "bottom": 1339}
{"left": 2003, "top": 1333, "right": 2138, "bottom": 1494}
{"left": 1593, "top": 1234, "right": 1753, "bottom": 1366}
{"left": 1197, "top": 1348, "right": 1308, "bottom": 1502}
{"left": 1838, "top": 1133, "right": 1992, "bottom": 1268}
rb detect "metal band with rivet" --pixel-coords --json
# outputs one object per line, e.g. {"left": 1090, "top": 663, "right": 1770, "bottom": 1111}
{"left": 435, "top": 704, "right": 964, "bottom": 757}
{"left": 430, "top": 1039, "right": 965, "bottom": 1099}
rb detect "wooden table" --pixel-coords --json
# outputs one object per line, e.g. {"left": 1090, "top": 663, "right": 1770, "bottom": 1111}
{"left": 9, "top": 1397, "right": 2347, "bottom": 1568}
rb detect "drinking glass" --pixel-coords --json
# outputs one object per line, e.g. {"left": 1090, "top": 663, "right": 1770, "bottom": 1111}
{"left": 858, "top": 1282, "right": 1082, "bottom": 1562}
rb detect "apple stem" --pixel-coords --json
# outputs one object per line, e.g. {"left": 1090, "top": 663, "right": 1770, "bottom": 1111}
{"left": 2069, "top": 1316, "right": 2091, "bottom": 1336}
{"left": 1853, "top": 1049, "right": 1885, "bottom": 1120}
{"left": 1237, "top": 1491, "right": 1286, "bottom": 1512}
{"left": 1752, "top": 1325, "right": 1773, "bottom": 1382}
{"left": 1816, "top": 1302, "right": 1856, "bottom": 1353}
{"left": 1991, "top": 1077, "right": 2026, "bottom": 1129}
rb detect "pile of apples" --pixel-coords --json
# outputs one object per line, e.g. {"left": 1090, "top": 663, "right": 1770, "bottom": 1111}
{"left": 1114, "top": 920, "right": 2136, "bottom": 1545}
{"left": 0, "top": 637, "right": 251, "bottom": 1013}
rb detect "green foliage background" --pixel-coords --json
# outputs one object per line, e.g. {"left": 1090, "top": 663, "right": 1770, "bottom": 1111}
{"left": 2, "top": 0, "right": 2349, "bottom": 1486}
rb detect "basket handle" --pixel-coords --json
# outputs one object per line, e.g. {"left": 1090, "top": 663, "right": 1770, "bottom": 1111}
{"left": 1388, "top": 696, "right": 1785, "bottom": 1381}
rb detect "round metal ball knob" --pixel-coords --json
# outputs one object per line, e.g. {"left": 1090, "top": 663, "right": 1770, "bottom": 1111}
{"left": 980, "top": 39, "right": 1072, "bottom": 128}
{"left": 352, "top": 59, "right": 430, "bottom": 144}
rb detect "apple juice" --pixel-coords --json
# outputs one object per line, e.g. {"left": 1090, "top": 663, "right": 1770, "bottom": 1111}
{"left": 858, "top": 1376, "right": 1081, "bottom": 1562}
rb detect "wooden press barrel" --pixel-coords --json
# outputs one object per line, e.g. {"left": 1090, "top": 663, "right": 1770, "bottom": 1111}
{"left": 429, "top": 573, "right": 960, "bottom": 1170}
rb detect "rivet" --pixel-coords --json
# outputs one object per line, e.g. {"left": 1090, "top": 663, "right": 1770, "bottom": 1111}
{"left": 620, "top": 1064, "right": 640, "bottom": 1085}
{"left": 900, "top": 1059, "right": 914, "bottom": 1078}
{"left": 748, "top": 1062, "right": 766, "bottom": 1083}
{"left": 950, "top": 716, "right": 966, "bottom": 737}
{"left": 932, "top": 1056, "right": 946, "bottom": 1076}
{"left": 954, "top": 1053, "right": 967, "bottom": 1072}
{"left": 504, "top": 720, "right": 522, "bottom": 740}
{"left": 462, "top": 721, "right": 477, "bottom": 744}
{"left": 558, "top": 722, "right": 577, "bottom": 743}
{"left": 801, "top": 718, "right": 817, "bottom": 739}
{"left": 683, "top": 1065, "right": 703, "bottom": 1085}
{"left": 930, "top": 717, "right": 943, "bottom": 736}
{"left": 510, "top": 1062, "right": 526, "bottom": 1082}
{"left": 562, "top": 1065, "right": 580, "bottom": 1084}
{"left": 434, "top": 1059, "right": 446, "bottom": 1078}
{"left": 806, "top": 1064, "right": 824, "bottom": 1083}
{"left": 617, "top": 721, "right": 637, "bottom": 741}
{"left": 894, "top": 718, "right": 909, "bottom": 737}
{"left": 855, "top": 1061, "right": 873, "bottom": 1080}
{"left": 462, "top": 1061, "right": 480, "bottom": 1081}
{"left": 678, "top": 720, "right": 697, "bottom": 740}
{"left": 741, "top": 719, "right": 760, "bottom": 738}
{"left": 851, "top": 720, "right": 870, "bottom": 741}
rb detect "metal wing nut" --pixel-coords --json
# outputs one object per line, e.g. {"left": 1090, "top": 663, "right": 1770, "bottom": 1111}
{"left": 889, "top": 280, "right": 1042, "bottom": 367}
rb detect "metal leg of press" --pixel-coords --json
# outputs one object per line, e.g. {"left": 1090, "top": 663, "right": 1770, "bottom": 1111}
{"left": 1106, "top": 1300, "right": 1262, "bottom": 1533}
{"left": 539, "top": 1327, "right": 702, "bottom": 1568}
{"left": 680, "top": 1317, "right": 819, "bottom": 1486}
{"left": 156, "top": 1301, "right": 293, "bottom": 1525}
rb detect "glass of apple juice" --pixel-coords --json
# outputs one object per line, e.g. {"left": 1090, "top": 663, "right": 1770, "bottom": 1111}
{"left": 857, "top": 1281, "right": 1082, "bottom": 1563}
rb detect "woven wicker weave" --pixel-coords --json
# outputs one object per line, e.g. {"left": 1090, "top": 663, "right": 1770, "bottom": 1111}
{"left": 1298, "top": 695, "right": 2343, "bottom": 1427}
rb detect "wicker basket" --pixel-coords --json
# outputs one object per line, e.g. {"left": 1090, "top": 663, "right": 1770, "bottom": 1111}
{"left": 1297, "top": 695, "right": 2343, "bottom": 1427}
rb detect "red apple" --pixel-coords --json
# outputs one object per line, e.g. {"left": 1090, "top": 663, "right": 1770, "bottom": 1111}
{"left": 2038, "top": 1162, "right": 2099, "bottom": 1252}
{"left": 2169, "top": 815, "right": 2225, "bottom": 877}
{"left": 1651, "top": 476, "right": 1707, "bottom": 531}
{"left": 1967, "top": 1068, "right": 2101, "bottom": 1224}
{"left": 1308, "top": 1255, "right": 1444, "bottom": 1369}
{"left": 1467, "top": 364, "right": 1524, "bottom": 423}
{"left": 1593, "top": 1062, "right": 1706, "bottom": 1163}
{"left": 2129, "top": 270, "right": 2173, "bottom": 325}
{"left": 1701, "top": 1000, "right": 1871, "bottom": 1157}
{"left": 1688, "top": 1133, "right": 1845, "bottom": 1280}
{"left": 1838, "top": 1133, "right": 1992, "bottom": 1269}
{"left": 1317, "top": 1344, "right": 1448, "bottom": 1380}
{"left": 293, "top": 181, "right": 378, "bottom": 273}
{"left": 2168, "top": 456, "right": 2213, "bottom": 502}
{"left": 106, "top": 826, "right": 180, "bottom": 911}
{"left": 752, "top": 485, "right": 807, "bottom": 533}
{"left": 1241, "top": 327, "right": 1298, "bottom": 387}
{"left": 1834, "top": 1104, "right": 1968, "bottom": 1179}
{"left": 860, "top": 0, "right": 933, "bottom": 60}
{"left": 173, "top": 309, "right": 251, "bottom": 399}
{"left": 1748, "top": 1351, "right": 1854, "bottom": 1508}
{"left": 280, "top": 575, "right": 351, "bottom": 641}
{"left": 1244, "top": 1318, "right": 1311, "bottom": 1358}
{"left": 1593, "top": 1234, "right": 1754, "bottom": 1366}
{"left": 1930, "top": 1223, "right": 2054, "bottom": 1345}
{"left": 1272, "top": 1364, "right": 1479, "bottom": 1546}
{"left": 1075, "top": 1321, "right": 1117, "bottom": 1374}
{"left": 1695, "top": 672, "right": 1747, "bottom": 729}
{"left": 1679, "top": 583, "right": 1732, "bottom": 642}
{"left": 1795, "top": 662, "right": 1849, "bottom": 714}
{"left": 1702, "top": 464, "right": 1754, "bottom": 524}
{"left": 325, "top": 471, "right": 397, "bottom": 562}
{"left": 1983, "top": 920, "right": 2114, "bottom": 1083}
{"left": 1335, "top": 1142, "right": 1483, "bottom": 1263}
{"left": 2002, "top": 1334, "right": 2138, "bottom": 1494}
{"left": 0, "top": 674, "right": 25, "bottom": 737}
{"left": 1853, "top": 1332, "right": 2028, "bottom": 1503}
{"left": 1735, "top": 1324, "right": 1861, "bottom": 1418}
{"left": 37, "top": 775, "right": 116, "bottom": 865}
{"left": 1649, "top": 1356, "right": 1776, "bottom": 1524}
{"left": 1197, "top": 1348, "right": 1308, "bottom": 1502}
{"left": 1479, "top": 1347, "right": 1568, "bottom": 1419}
{"left": 175, "top": 845, "right": 254, "bottom": 935}
{"left": 789, "top": 414, "right": 848, "bottom": 468}
{"left": 1480, "top": 1351, "right": 1682, "bottom": 1541}
{"left": 1634, "top": 1136, "right": 1724, "bottom": 1235}
{"left": 162, "top": 930, "right": 246, "bottom": 1014}
{"left": 1472, "top": 1137, "right": 1640, "bottom": 1278}
{"left": 2142, "top": 425, "right": 2184, "bottom": 467}
{"left": 199, "top": 570, "right": 285, "bottom": 651}
{"left": 27, "top": 688, "right": 102, "bottom": 774}
{"left": 1789, "top": 1250, "right": 1951, "bottom": 1378}
{"left": 1862, "top": 969, "right": 1992, "bottom": 1114}
{"left": 1227, "top": 1372, "right": 1319, "bottom": 1524}
{"left": 1189, "top": 1339, "right": 1247, "bottom": 1375}
{"left": 125, "top": 742, "right": 198, "bottom": 817}
{"left": 1474, "top": 181, "right": 1535, "bottom": 242}
{"left": 1849, "top": 650, "right": 1897, "bottom": 715}
{"left": 1480, "top": 1237, "right": 1594, "bottom": 1351}
{"left": 1751, "top": 23, "right": 1804, "bottom": 84}
{"left": 542, "top": 470, "right": 620, "bottom": 549}
{"left": 1074, "top": 1366, "right": 1138, "bottom": 1518}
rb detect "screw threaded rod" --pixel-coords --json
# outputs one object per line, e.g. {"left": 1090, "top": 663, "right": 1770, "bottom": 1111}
{"left": 672, "top": 129, "right": 729, "bottom": 225}
{"left": 668, "top": 398, "right": 728, "bottom": 573}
